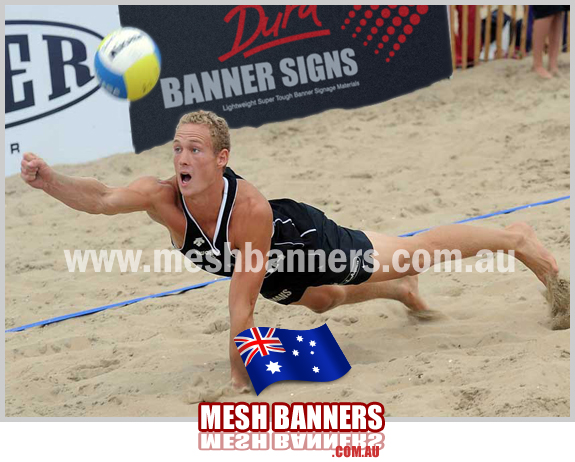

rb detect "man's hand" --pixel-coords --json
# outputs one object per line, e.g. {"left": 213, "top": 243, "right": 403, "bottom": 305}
{"left": 21, "top": 152, "right": 53, "bottom": 190}
{"left": 231, "top": 377, "right": 253, "bottom": 393}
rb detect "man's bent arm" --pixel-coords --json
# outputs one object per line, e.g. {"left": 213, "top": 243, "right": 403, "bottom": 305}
{"left": 228, "top": 200, "right": 273, "bottom": 390}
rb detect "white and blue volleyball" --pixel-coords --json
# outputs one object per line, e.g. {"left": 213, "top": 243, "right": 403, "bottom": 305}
{"left": 95, "top": 27, "right": 161, "bottom": 101}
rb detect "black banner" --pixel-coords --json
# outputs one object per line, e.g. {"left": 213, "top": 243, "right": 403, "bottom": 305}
{"left": 119, "top": 5, "right": 452, "bottom": 153}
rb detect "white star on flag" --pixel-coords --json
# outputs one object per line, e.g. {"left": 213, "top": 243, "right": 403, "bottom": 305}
{"left": 292, "top": 350, "right": 299, "bottom": 356}
{"left": 296, "top": 335, "right": 303, "bottom": 342}
{"left": 266, "top": 361, "right": 282, "bottom": 374}
{"left": 310, "top": 351, "right": 314, "bottom": 355}
{"left": 313, "top": 366, "right": 320, "bottom": 373}
{"left": 309, "top": 340, "right": 316, "bottom": 347}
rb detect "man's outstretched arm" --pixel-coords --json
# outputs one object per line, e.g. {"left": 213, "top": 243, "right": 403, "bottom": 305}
{"left": 228, "top": 199, "right": 273, "bottom": 391}
{"left": 21, "top": 152, "right": 157, "bottom": 215}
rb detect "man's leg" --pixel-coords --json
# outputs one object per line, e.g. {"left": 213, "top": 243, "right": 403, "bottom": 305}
{"left": 363, "top": 222, "right": 558, "bottom": 285}
{"left": 532, "top": 16, "right": 554, "bottom": 79}
{"left": 292, "top": 275, "right": 430, "bottom": 313}
{"left": 548, "top": 12, "right": 564, "bottom": 75}
{"left": 291, "top": 222, "right": 559, "bottom": 315}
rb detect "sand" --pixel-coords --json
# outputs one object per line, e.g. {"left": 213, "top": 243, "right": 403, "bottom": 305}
{"left": 5, "top": 55, "right": 570, "bottom": 417}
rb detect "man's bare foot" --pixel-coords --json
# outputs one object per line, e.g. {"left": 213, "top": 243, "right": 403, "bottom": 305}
{"left": 533, "top": 66, "right": 553, "bottom": 79}
{"left": 396, "top": 275, "right": 431, "bottom": 312}
{"left": 392, "top": 276, "right": 445, "bottom": 322}
{"left": 544, "top": 276, "right": 570, "bottom": 330}
{"left": 507, "top": 222, "right": 559, "bottom": 285}
{"left": 550, "top": 67, "right": 561, "bottom": 77}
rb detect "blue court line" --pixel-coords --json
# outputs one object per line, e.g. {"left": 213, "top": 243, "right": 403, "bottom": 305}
{"left": 5, "top": 278, "right": 230, "bottom": 333}
{"left": 5, "top": 195, "right": 569, "bottom": 333}
{"left": 398, "top": 195, "right": 570, "bottom": 237}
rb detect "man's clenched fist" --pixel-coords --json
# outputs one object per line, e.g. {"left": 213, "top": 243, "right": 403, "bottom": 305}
{"left": 21, "top": 153, "right": 53, "bottom": 189}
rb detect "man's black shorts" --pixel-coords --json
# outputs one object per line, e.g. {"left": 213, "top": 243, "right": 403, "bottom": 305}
{"left": 260, "top": 199, "right": 375, "bottom": 305}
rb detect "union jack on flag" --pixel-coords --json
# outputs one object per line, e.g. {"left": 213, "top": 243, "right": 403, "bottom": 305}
{"left": 234, "top": 327, "right": 285, "bottom": 366}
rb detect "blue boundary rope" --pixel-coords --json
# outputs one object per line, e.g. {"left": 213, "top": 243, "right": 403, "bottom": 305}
{"left": 6, "top": 194, "right": 569, "bottom": 333}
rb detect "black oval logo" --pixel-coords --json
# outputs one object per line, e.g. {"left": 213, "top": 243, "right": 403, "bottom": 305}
{"left": 5, "top": 20, "right": 104, "bottom": 128}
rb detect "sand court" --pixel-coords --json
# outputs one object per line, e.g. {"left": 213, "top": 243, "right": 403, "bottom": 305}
{"left": 5, "top": 54, "right": 570, "bottom": 417}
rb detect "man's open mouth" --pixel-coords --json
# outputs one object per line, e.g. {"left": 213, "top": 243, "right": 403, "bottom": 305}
{"left": 180, "top": 173, "right": 192, "bottom": 184}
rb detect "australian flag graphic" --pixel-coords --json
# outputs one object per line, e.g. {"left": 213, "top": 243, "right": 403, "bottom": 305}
{"left": 234, "top": 324, "right": 351, "bottom": 395}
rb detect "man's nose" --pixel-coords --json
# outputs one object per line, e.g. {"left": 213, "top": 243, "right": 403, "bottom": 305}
{"left": 178, "top": 152, "right": 191, "bottom": 165}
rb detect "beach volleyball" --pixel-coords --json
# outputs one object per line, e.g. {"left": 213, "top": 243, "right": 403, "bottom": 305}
{"left": 7, "top": 4, "right": 571, "bottom": 428}
{"left": 95, "top": 27, "right": 161, "bottom": 101}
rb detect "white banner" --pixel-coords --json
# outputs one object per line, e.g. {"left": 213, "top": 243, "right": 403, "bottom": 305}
{"left": 5, "top": 5, "right": 133, "bottom": 177}
{"left": 1, "top": 422, "right": 574, "bottom": 461}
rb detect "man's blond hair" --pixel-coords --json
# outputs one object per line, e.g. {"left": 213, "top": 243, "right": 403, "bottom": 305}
{"left": 176, "top": 110, "right": 231, "bottom": 153}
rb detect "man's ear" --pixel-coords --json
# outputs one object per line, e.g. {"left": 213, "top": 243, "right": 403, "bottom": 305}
{"left": 217, "top": 149, "right": 229, "bottom": 169}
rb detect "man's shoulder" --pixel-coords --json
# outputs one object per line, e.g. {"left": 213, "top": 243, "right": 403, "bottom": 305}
{"left": 129, "top": 176, "right": 177, "bottom": 197}
{"left": 231, "top": 179, "right": 272, "bottom": 238}
{"left": 235, "top": 178, "right": 270, "bottom": 214}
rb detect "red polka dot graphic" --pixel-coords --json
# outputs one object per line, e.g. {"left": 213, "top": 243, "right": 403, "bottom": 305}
{"left": 339, "top": 4, "right": 429, "bottom": 63}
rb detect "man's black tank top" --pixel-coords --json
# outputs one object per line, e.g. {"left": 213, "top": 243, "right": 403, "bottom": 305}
{"left": 173, "top": 167, "right": 319, "bottom": 279}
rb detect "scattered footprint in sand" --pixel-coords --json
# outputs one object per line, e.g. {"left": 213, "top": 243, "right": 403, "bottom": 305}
{"left": 345, "top": 173, "right": 373, "bottom": 180}
{"left": 550, "top": 232, "right": 570, "bottom": 246}
{"left": 10, "top": 336, "right": 93, "bottom": 361}
{"left": 407, "top": 309, "right": 448, "bottom": 323}
{"left": 329, "top": 315, "right": 358, "bottom": 326}
{"left": 184, "top": 387, "right": 223, "bottom": 404}
{"left": 67, "top": 359, "right": 121, "bottom": 382}
{"left": 408, "top": 204, "right": 433, "bottom": 215}
{"left": 454, "top": 387, "right": 489, "bottom": 412}
{"left": 446, "top": 286, "right": 465, "bottom": 298}
{"left": 202, "top": 319, "right": 230, "bottom": 334}
{"left": 183, "top": 375, "right": 253, "bottom": 404}
{"left": 340, "top": 387, "right": 353, "bottom": 398}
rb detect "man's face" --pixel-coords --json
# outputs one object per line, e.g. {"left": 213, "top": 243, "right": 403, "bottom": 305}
{"left": 173, "top": 123, "right": 226, "bottom": 196}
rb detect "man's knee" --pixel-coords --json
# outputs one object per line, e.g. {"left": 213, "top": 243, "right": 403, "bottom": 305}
{"left": 305, "top": 286, "right": 346, "bottom": 314}
{"left": 405, "top": 235, "right": 441, "bottom": 274}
